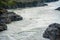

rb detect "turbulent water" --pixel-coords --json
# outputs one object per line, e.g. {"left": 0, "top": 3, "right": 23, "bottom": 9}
{"left": 0, "top": 0, "right": 60, "bottom": 40}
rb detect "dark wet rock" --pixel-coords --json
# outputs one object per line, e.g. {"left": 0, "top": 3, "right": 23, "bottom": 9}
{"left": 7, "top": 12, "right": 23, "bottom": 21}
{"left": 0, "top": 17, "right": 11, "bottom": 24}
{"left": 0, "top": 12, "right": 23, "bottom": 23}
{"left": 11, "top": 15, "right": 23, "bottom": 21}
{"left": 0, "top": 9, "right": 23, "bottom": 32}
{"left": 43, "top": 23, "right": 60, "bottom": 40}
{"left": 0, "top": 8, "right": 7, "bottom": 13}
{"left": 7, "top": 12, "right": 16, "bottom": 15}
{"left": 43, "top": 28, "right": 50, "bottom": 39}
{"left": 4, "top": 18, "right": 11, "bottom": 24}
{"left": 0, "top": 8, "right": 8, "bottom": 16}
{"left": 0, "top": 9, "right": 23, "bottom": 24}
{"left": 0, "top": 23, "right": 7, "bottom": 31}
{"left": 55, "top": 7, "right": 60, "bottom": 11}
{"left": 0, "top": 10, "right": 11, "bottom": 24}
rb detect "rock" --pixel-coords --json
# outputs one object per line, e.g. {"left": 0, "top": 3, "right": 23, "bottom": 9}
{"left": 55, "top": 7, "right": 60, "bottom": 11}
{"left": 43, "top": 4, "right": 48, "bottom": 6}
{"left": 43, "top": 28, "right": 50, "bottom": 39}
{"left": 5, "top": 18, "right": 11, "bottom": 24}
{"left": 7, "top": 12, "right": 23, "bottom": 21}
{"left": 0, "top": 8, "right": 7, "bottom": 16}
{"left": 0, "top": 17, "right": 11, "bottom": 24}
{"left": 9, "top": 15, "right": 23, "bottom": 21}
{"left": 0, "top": 8, "right": 23, "bottom": 24}
{"left": 0, "top": 10, "right": 23, "bottom": 24}
{"left": 0, "top": 9, "right": 12, "bottom": 24}
{"left": 0, "top": 23, "right": 7, "bottom": 32}
{"left": 43, "top": 23, "right": 60, "bottom": 40}
{"left": 7, "top": 12, "right": 16, "bottom": 15}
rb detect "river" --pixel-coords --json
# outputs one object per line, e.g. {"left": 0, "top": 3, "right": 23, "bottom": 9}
{"left": 0, "top": 0, "right": 60, "bottom": 40}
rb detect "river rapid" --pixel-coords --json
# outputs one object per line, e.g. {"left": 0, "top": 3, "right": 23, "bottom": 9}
{"left": 0, "top": 0, "right": 60, "bottom": 40}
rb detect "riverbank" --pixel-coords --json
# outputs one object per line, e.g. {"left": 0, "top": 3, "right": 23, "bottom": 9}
{"left": 1, "top": 0, "right": 59, "bottom": 9}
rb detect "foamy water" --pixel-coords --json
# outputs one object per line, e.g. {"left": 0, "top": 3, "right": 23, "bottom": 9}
{"left": 0, "top": 1, "right": 60, "bottom": 40}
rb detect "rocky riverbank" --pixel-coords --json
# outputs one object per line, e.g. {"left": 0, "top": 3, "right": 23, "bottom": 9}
{"left": 0, "top": 8, "right": 23, "bottom": 31}
{"left": 0, "top": 0, "right": 59, "bottom": 9}
{"left": 2, "top": 2, "right": 47, "bottom": 9}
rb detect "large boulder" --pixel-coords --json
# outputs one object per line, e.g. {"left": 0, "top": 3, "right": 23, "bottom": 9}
{"left": 43, "top": 23, "right": 60, "bottom": 40}
{"left": 55, "top": 7, "right": 60, "bottom": 11}
{"left": 0, "top": 23, "right": 7, "bottom": 32}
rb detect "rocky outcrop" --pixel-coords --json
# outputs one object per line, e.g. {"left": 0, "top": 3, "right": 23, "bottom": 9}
{"left": 55, "top": 7, "right": 60, "bottom": 11}
{"left": 0, "top": 8, "right": 23, "bottom": 31}
{"left": 7, "top": 12, "right": 23, "bottom": 21}
{"left": 43, "top": 23, "right": 60, "bottom": 40}
{"left": 0, "top": 9, "right": 23, "bottom": 24}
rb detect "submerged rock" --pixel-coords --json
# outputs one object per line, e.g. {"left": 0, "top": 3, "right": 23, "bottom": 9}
{"left": 0, "top": 23, "right": 7, "bottom": 31}
{"left": 43, "top": 23, "right": 60, "bottom": 40}
{"left": 55, "top": 7, "right": 60, "bottom": 11}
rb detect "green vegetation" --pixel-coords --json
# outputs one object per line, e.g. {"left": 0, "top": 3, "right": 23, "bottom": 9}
{"left": 0, "top": 0, "right": 16, "bottom": 7}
